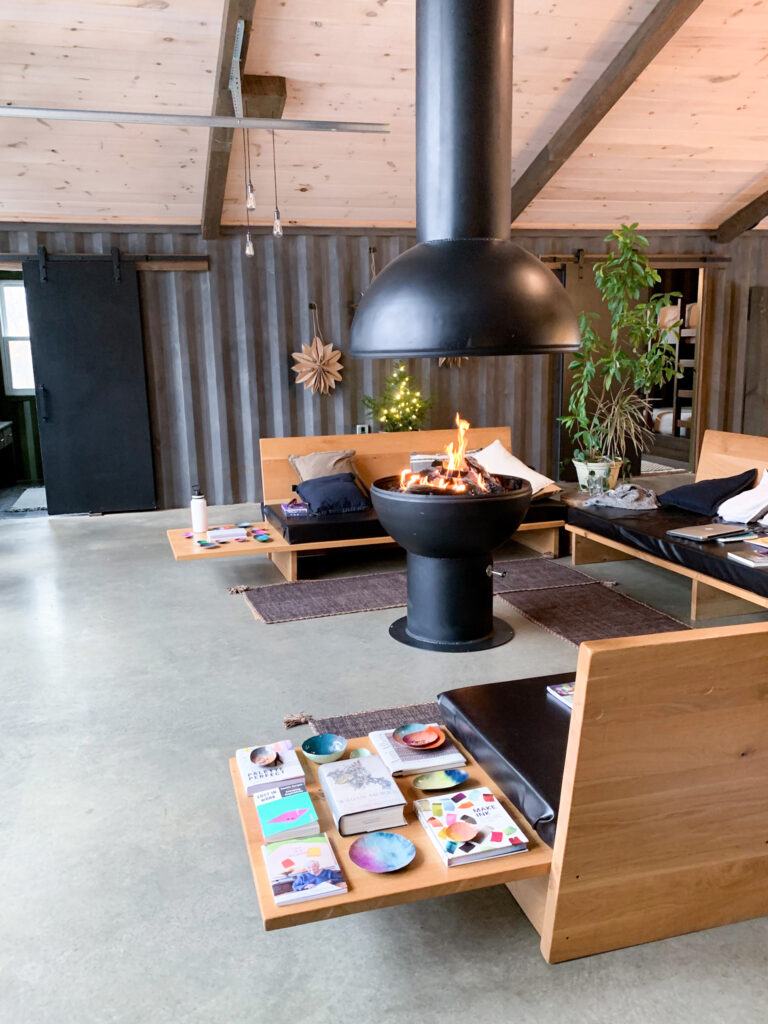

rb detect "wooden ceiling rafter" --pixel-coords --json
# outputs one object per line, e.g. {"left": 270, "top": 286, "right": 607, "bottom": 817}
{"left": 200, "top": 0, "right": 257, "bottom": 240}
{"left": 509, "top": 0, "right": 705, "bottom": 223}
{"left": 714, "top": 189, "right": 768, "bottom": 244}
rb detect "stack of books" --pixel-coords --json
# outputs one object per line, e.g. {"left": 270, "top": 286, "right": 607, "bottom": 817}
{"left": 546, "top": 681, "right": 575, "bottom": 710}
{"left": 414, "top": 787, "right": 529, "bottom": 866}
{"left": 318, "top": 754, "right": 407, "bottom": 835}
{"left": 281, "top": 499, "right": 309, "bottom": 517}
{"left": 369, "top": 727, "right": 467, "bottom": 777}
{"left": 235, "top": 740, "right": 347, "bottom": 906}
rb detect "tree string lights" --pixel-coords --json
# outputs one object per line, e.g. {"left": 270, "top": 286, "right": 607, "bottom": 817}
{"left": 362, "top": 363, "right": 433, "bottom": 432}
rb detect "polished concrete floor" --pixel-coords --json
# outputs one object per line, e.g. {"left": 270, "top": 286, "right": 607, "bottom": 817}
{"left": 2, "top": 504, "right": 768, "bottom": 1024}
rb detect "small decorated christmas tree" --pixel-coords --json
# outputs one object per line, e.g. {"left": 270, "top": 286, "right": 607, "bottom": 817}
{"left": 362, "top": 363, "right": 433, "bottom": 432}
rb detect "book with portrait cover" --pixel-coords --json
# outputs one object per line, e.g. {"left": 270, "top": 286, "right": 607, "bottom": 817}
{"left": 261, "top": 834, "right": 347, "bottom": 906}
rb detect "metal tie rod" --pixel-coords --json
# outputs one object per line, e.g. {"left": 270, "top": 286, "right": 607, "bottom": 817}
{"left": 0, "top": 105, "right": 389, "bottom": 134}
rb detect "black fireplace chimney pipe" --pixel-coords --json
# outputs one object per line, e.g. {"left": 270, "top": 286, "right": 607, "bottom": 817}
{"left": 350, "top": 0, "right": 579, "bottom": 360}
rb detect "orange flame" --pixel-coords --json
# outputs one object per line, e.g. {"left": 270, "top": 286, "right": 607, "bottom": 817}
{"left": 399, "top": 412, "right": 479, "bottom": 493}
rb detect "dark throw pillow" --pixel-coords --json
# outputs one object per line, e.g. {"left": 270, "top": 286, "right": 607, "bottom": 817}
{"left": 659, "top": 468, "right": 757, "bottom": 516}
{"left": 296, "top": 472, "right": 371, "bottom": 516}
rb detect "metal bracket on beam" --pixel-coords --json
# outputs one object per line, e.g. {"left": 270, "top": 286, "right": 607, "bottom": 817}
{"left": 575, "top": 248, "right": 585, "bottom": 280}
{"left": 38, "top": 245, "right": 48, "bottom": 283}
{"left": 111, "top": 246, "right": 121, "bottom": 283}
{"left": 228, "top": 18, "right": 246, "bottom": 119}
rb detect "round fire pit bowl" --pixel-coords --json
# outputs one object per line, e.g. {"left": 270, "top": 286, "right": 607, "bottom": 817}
{"left": 370, "top": 474, "right": 532, "bottom": 652}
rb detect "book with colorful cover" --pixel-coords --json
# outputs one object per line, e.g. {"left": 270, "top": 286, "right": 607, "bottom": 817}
{"left": 414, "top": 786, "right": 529, "bottom": 866}
{"left": 261, "top": 834, "right": 348, "bottom": 906}
{"left": 252, "top": 779, "right": 307, "bottom": 806}
{"left": 255, "top": 789, "right": 319, "bottom": 842}
{"left": 281, "top": 499, "right": 309, "bottom": 517}
{"left": 318, "top": 754, "right": 406, "bottom": 835}
{"left": 235, "top": 740, "right": 304, "bottom": 797}
{"left": 727, "top": 549, "right": 768, "bottom": 568}
{"left": 546, "top": 681, "right": 575, "bottom": 710}
{"left": 369, "top": 727, "right": 466, "bottom": 777}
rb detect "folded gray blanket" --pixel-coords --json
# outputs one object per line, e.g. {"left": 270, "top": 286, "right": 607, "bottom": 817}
{"left": 584, "top": 483, "right": 659, "bottom": 510}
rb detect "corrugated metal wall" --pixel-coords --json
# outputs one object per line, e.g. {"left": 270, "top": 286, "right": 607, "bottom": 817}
{"left": 1, "top": 225, "right": 765, "bottom": 508}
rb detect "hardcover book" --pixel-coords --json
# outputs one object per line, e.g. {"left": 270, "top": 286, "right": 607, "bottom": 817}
{"left": 414, "top": 787, "right": 529, "bottom": 866}
{"left": 235, "top": 740, "right": 305, "bottom": 797}
{"left": 252, "top": 780, "right": 307, "bottom": 806}
{"left": 546, "top": 682, "right": 575, "bottom": 710}
{"left": 261, "top": 834, "right": 347, "bottom": 906}
{"left": 255, "top": 789, "right": 319, "bottom": 842}
{"left": 727, "top": 549, "right": 768, "bottom": 568}
{"left": 369, "top": 727, "right": 466, "bottom": 777}
{"left": 318, "top": 754, "right": 407, "bottom": 835}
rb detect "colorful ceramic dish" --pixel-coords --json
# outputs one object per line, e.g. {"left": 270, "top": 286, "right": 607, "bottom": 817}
{"left": 250, "top": 746, "right": 281, "bottom": 768}
{"left": 348, "top": 747, "right": 372, "bottom": 759}
{"left": 301, "top": 733, "right": 347, "bottom": 764}
{"left": 401, "top": 726, "right": 446, "bottom": 750}
{"left": 348, "top": 832, "right": 416, "bottom": 873}
{"left": 412, "top": 769, "right": 470, "bottom": 791}
{"left": 392, "top": 722, "right": 429, "bottom": 745}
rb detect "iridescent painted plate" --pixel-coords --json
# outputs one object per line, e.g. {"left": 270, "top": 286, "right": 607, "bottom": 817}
{"left": 393, "top": 722, "right": 429, "bottom": 746}
{"left": 402, "top": 726, "right": 446, "bottom": 750}
{"left": 348, "top": 832, "right": 416, "bottom": 873}
{"left": 412, "top": 769, "right": 470, "bottom": 791}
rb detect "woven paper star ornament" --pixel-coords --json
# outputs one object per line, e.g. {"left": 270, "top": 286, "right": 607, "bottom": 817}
{"left": 438, "top": 357, "right": 469, "bottom": 368}
{"left": 292, "top": 336, "right": 344, "bottom": 395}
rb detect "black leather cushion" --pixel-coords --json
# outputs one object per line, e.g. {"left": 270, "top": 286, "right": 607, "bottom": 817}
{"left": 438, "top": 673, "right": 574, "bottom": 846}
{"left": 296, "top": 472, "right": 371, "bottom": 515}
{"left": 263, "top": 503, "right": 387, "bottom": 544}
{"left": 568, "top": 503, "right": 768, "bottom": 598}
{"left": 659, "top": 469, "right": 756, "bottom": 515}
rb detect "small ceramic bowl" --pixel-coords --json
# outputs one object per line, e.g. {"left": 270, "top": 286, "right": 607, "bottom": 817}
{"left": 301, "top": 733, "right": 347, "bottom": 764}
{"left": 348, "top": 747, "right": 372, "bottom": 759}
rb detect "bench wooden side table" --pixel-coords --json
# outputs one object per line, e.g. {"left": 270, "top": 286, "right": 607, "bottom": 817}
{"left": 230, "top": 735, "right": 552, "bottom": 932}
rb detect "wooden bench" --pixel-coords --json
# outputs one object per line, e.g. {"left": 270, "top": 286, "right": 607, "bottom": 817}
{"left": 260, "top": 427, "right": 565, "bottom": 580}
{"left": 231, "top": 622, "right": 768, "bottom": 960}
{"left": 567, "top": 430, "right": 768, "bottom": 620}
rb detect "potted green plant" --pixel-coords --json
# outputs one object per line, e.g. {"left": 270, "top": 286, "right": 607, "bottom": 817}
{"left": 562, "top": 224, "right": 681, "bottom": 491}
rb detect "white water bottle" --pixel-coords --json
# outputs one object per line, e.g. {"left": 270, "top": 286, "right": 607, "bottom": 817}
{"left": 190, "top": 485, "right": 208, "bottom": 534}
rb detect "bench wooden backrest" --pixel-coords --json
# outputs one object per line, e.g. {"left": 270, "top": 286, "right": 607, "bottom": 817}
{"left": 259, "top": 426, "right": 511, "bottom": 504}
{"left": 696, "top": 429, "right": 768, "bottom": 483}
{"left": 540, "top": 622, "right": 768, "bottom": 962}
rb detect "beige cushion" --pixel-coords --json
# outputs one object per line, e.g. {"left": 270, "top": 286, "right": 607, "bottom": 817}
{"left": 289, "top": 448, "right": 357, "bottom": 482}
{"left": 472, "top": 439, "right": 560, "bottom": 499}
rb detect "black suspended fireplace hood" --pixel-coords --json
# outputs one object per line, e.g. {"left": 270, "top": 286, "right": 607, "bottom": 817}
{"left": 350, "top": 0, "right": 579, "bottom": 360}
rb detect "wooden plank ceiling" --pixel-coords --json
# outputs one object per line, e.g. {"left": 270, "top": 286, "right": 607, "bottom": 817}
{"left": 0, "top": 0, "right": 766, "bottom": 230}
{"left": 0, "top": 0, "right": 224, "bottom": 224}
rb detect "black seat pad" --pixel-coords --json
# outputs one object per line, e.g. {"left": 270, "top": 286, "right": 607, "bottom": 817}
{"left": 568, "top": 505, "right": 768, "bottom": 598}
{"left": 263, "top": 503, "right": 387, "bottom": 544}
{"left": 438, "top": 673, "right": 574, "bottom": 846}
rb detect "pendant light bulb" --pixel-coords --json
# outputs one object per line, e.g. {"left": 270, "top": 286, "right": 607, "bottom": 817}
{"left": 245, "top": 231, "right": 254, "bottom": 257}
{"left": 246, "top": 182, "right": 256, "bottom": 210}
{"left": 273, "top": 207, "right": 283, "bottom": 238}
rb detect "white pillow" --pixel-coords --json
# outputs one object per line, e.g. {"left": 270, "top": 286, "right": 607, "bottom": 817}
{"left": 472, "top": 439, "right": 560, "bottom": 498}
{"left": 720, "top": 469, "right": 768, "bottom": 523}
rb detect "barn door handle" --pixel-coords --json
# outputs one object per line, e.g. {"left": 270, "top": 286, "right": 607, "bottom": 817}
{"left": 36, "top": 384, "right": 50, "bottom": 421}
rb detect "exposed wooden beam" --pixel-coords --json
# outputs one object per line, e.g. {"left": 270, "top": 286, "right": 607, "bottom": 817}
{"left": 201, "top": 0, "right": 254, "bottom": 240}
{"left": 714, "top": 190, "right": 768, "bottom": 244}
{"left": 509, "top": 0, "right": 705, "bottom": 222}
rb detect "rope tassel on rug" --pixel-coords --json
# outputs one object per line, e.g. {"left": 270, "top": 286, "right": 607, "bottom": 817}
{"left": 283, "top": 712, "right": 312, "bottom": 729}
{"left": 227, "top": 585, "right": 253, "bottom": 595}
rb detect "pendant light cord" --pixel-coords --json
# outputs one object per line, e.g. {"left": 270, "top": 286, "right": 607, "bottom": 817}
{"left": 271, "top": 130, "right": 280, "bottom": 214}
{"left": 242, "top": 127, "right": 251, "bottom": 230}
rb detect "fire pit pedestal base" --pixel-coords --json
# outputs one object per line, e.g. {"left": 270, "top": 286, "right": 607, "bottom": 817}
{"left": 389, "top": 614, "right": 512, "bottom": 652}
{"left": 390, "top": 552, "right": 513, "bottom": 652}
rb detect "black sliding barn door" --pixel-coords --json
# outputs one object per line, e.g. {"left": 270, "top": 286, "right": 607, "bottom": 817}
{"left": 22, "top": 258, "right": 156, "bottom": 515}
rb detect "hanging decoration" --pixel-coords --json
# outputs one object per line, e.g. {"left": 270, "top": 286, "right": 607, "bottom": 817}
{"left": 438, "top": 357, "right": 469, "bottom": 368}
{"left": 291, "top": 303, "right": 343, "bottom": 395}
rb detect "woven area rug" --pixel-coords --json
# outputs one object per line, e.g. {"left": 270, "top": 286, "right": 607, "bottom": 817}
{"left": 243, "top": 557, "right": 597, "bottom": 624}
{"left": 9, "top": 487, "right": 47, "bottom": 512}
{"left": 309, "top": 701, "right": 443, "bottom": 737}
{"left": 499, "top": 585, "right": 689, "bottom": 647}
